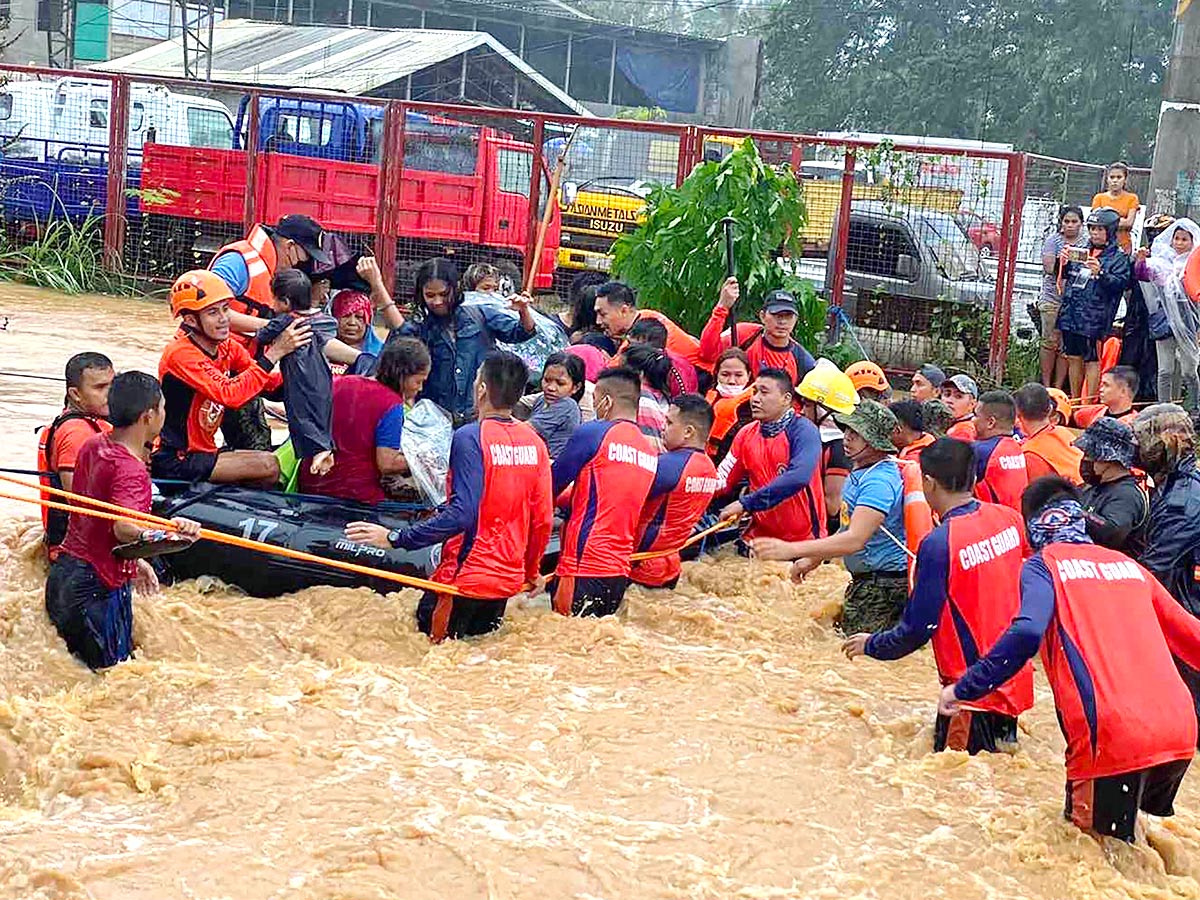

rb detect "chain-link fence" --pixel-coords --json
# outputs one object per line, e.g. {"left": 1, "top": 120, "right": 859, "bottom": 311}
{"left": 0, "top": 62, "right": 1031, "bottom": 377}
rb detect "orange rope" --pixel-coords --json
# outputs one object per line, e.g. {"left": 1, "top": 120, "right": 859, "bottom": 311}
{"left": 629, "top": 516, "right": 740, "bottom": 562}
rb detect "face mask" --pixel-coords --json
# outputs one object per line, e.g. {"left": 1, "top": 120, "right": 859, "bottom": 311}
{"left": 715, "top": 383, "right": 744, "bottom": 398}
{"left": 1079, "top": 459, "right": 1101, "bottom": 485}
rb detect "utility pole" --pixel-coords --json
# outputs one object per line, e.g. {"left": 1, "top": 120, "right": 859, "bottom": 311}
{"left": 1149, "top": 1, "right": 1200, "bottom": 218}
{"left": 178, "top": 0, "right": 217, "bottom": 80}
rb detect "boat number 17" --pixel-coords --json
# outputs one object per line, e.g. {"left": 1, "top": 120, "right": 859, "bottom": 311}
{"left": 237, "top": 517, "right": 280, "bottom": 543}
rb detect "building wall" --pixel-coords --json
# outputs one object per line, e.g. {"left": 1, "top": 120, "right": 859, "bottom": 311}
{"left": 3, "top": 0, "right": 51, "bottom": 65}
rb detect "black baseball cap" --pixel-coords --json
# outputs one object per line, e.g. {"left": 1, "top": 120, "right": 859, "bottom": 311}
{"left": 762, "top": 289, "right": 798, "bottom": 315}
{"left": 270, "top": 214, "right": 331, "bottom": 265}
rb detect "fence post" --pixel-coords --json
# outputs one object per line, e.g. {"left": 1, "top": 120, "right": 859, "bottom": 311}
{"left": 676, "top": 126, "right": 697, "bottom": 188}
{"left": 374, "top": 100, "right": 405, "bottom": 296}
{"left": 523, "top": 116, "right": 546, "bottom": 291}
{"left": 828, "top": 148, "right": 857, "bottom": 313}
{"left": 102, "top": 76, "right": 130, "bottom": 272}
{"left": 989, "top": 154, "right": 1022, "bottom": 381}
{"left": 242, "top": 91, "right": 260, "bottom": 233}
{"left": 995, "top": 153, "right": 1026, "bottom": 381}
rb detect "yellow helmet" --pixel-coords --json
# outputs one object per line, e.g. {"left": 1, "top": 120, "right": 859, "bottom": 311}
{"left": 797, "top": 359, "right": 859, "bottom": 415}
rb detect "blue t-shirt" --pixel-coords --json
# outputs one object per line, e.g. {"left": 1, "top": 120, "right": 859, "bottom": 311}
{"left": 211, "top": 251, "right": 251, "bottom": 297}
{"left": 841, "top": 458, "right": 907, "bottom": 574}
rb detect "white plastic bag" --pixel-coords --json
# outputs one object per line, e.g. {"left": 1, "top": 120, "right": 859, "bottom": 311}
{"left": 400, "top": 399, "right": 453, "bottom": 506}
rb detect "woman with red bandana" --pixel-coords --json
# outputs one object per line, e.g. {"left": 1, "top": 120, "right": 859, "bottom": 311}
{"left": 330, "top": 291, "right": 384, "bottom": 374}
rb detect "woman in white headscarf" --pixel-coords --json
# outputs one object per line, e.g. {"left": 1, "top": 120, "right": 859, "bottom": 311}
{"left": 1137, "top": 216, "right": 1200, "bottom": 410}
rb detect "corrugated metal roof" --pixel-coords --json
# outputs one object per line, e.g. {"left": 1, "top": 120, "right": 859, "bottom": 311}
{"left": 96, "top": 21, "right": 590, "bottom": 115}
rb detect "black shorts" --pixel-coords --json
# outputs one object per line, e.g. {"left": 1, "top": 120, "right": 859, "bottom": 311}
{"left": 220, "top": 397, "right": 272, "bottom": 452}
{"left": 1065, "top": 758, "right": 1191, "bottom": 842}
{"left": 416, "top": 591, "right": 506, "bottom": 643}
{"left": 45, "top": 554, "right": 134, "bottom": 670}
{"left": 1060, "top": 331, "right": 1099, "bottom": 362}
{"left": 934, "top": 709, "right": 1018, "bottom": 754}
{"left": 549, "top": 574, "right": 629, "bottom": 618}
{"left": 151, "top": 447, "right": 217, "bottom": 483}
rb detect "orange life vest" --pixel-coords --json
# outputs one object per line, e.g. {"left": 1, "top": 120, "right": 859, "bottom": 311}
{"left": 210, "top": 224, "right": 279, "bottom": 347}
{"left": 704, "top": 387, "right": 752, "bottom": 461}
{"left": 896, "top": 457, "right": 934, "bottom": 590}
{"left": 1099, "top": 337, "right": 1121, "bottom": 375}
{"left": 1020, "top": 425, "right": 1083, "bottom": 485}
{"left": 946, "top": 419, "right": 976, "bottom": 442}
{"left": 898, "top": 432, "right": 935, "bottom": 461}
{"left": 1073, "top": 405, "right": 1136, "bottom": 430}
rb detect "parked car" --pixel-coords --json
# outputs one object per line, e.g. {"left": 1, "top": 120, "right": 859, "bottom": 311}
{"left": 955, "top": 208, "right": 1000, "bottom": 255}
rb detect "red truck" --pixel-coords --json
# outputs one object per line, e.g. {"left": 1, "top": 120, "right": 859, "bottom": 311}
{"left": 138, "top": 98, "right": 559, "bottom": 288}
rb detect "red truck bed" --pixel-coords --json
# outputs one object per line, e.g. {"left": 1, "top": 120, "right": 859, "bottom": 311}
{"left": 139, "top": 144, "right": 554, "bottom": 287}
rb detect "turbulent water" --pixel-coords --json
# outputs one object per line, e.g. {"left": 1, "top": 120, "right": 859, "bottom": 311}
{"left": 4, "top": 283, "right": 1200, "bottom": 899}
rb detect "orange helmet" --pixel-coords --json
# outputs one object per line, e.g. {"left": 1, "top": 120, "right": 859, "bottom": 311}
{"left": 1046, "top": 388, "right": 1072, "bottom": 425}
{"left": 845, "top": 360, "right": 890, "bottom": 395}
{"left": 170, "top": 270, "right": 234, "bottom": 317}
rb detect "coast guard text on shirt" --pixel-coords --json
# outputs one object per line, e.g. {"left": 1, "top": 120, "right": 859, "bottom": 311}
{"left": 957, "top": 525, "right": 1022, "bottom": 571}
{"left": 608, "top": 441, "right": 658, "bottom": 473}
{"left": 1055, "top": 557, "right": 1146, "bottom": 584}
{"left": 490, "top": 443, "right": 541, "bottom": 466}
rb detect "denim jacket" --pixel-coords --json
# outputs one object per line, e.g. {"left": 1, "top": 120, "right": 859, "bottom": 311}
{"left": 402, "top": 303, "right": 535, "bottom": 421}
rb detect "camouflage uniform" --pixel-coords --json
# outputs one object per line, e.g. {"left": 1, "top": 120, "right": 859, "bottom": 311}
{"left": 922, "top": 399, "right": 954, "bottom": 437}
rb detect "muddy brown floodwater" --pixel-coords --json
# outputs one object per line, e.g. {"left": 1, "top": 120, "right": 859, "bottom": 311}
{"left": 3, "top": 283, "right": 1200, "bottom": 899}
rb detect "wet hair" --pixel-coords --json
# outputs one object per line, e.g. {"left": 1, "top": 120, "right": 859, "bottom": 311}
{"left": 1106, "top": 161, "right": 1130, "bottom": 177}
{"left": 568, "top": 271, "right": 609, "bottom": 332}
{"left": 1022, "top": 475, "right": 1081, "bottom": 523}
{"left": 1105, "top": 365, "right": 1139, "bottom": 397}
{"left": 595, "top": 281, "right": 637, "bottom": 309}
{"left": 479, "top": 351, "right": 529, "bottom": 409}
{"left": 919, "top": 437, "right": 976, "bottom": 493}
{"left": 1014, "top": 383, "right": 1053, "bottom": 420}
{"left": 576, "top": 330, "right": 614, "bottom": 351}
{"left": 413, "top": 257, "right": 461, "bottom": 314}
{"left": 272, "top": 268, "right": 314, "bottom": 311}
{"left": 715, "top": 347, "right": 751, "bottom": 375}
{"left": 977, "top": 390, "right": 1016, "bottom": 425}
{"left": 628, "top": 317, "right": 668, "bottom": 350}
{"left": 107, "top": 371, "right": 162, "bottom": 428}
{"left": 670, "top": 392, "right": 715, "bottom": 437}
{"left": 462, "top": 262, "right": 500, "bottom": 292}
{"left": 542, "top": 351, "right": 586, "bottom": 401}
{"left": 1058, "top": 204, "right": 1084, "bottom": 227}
{"left": 376, "top": 336, "right": 431, "bottom": 395}
{"left": 65, "top": 351, "right": 113, "bottom": 388}
{"left": 888, "top": 399, "right": 925, "bottom": 433}
{"left": 595, "top": 366, "right": 642, "bottom": 408}
{"left": 623, "top": 343, "right": 673, "bottom": 395}
{"left": 756, "top": 367, "right": 795, "bottom": 400}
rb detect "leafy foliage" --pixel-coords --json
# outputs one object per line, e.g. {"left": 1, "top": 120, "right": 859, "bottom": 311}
{"left": 610, "top": 137, "right": 825, "bottom": 346}
{"left": 0, "top": 216, "right": 129, "bottom": 294}
{"left": 757, "top": 0, "right": 1173, "bottom": 165}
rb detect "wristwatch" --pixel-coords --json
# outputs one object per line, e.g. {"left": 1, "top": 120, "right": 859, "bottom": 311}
{"left": 387, "top": 528, "right": 402, "bottom": 548}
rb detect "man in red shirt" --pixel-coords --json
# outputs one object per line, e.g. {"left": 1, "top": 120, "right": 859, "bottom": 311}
{"left": 346, "top": 353, "right": 553, "bottom": 642}
{"left": 942, "top": 476, "right": 1200, "bottom": 842}
{"left": 551, "top": 367, "right": 658, "bottom": 617}
{"left": 631, "top": 394, "right": 719, "bottom": 589}
{"left": 37, "top": 352, "right": 115, "bottom": 554}
{"left": 46, "top": 372, "right": 199, "bottom": 669}
{"left": 844, "top": 437, "right": 1033, "bottom": 754}
{"left": 716, "top": 368, "right": 824, "bottom": 545}
{"left": 971, "top": 390, "right": 1029, "bottom": 511}
{"left": 593, "top": 281, "right": 703, "bottom": 368}
{"left": 698, "top": 278, "right": 817, "bottom": 384}
{"left": 154, "top": 270, "right": 307, "bottom": 486}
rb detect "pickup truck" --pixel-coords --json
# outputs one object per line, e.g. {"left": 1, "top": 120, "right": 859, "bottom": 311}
{"left": 794, "top": 201, "right": 997, "bottom": 367}
{"left": 139, "top": 97, "right": 559, "bottom": 287}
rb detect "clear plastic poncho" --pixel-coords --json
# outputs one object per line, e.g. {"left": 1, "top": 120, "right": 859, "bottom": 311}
{"left": 1146, "top": 217, "right": 1200, "bottom": 353}
{"left": 400, "top": 399, "right": 454, "bottom": 506}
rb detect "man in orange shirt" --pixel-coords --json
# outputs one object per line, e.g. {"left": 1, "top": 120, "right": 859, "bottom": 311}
{"left": 941, "top": 374, "right": 978, "bottom": 440}
{"left": 37, "top": 352, "right": 115, "bottom": 555}
{"left": 1013, "top": 383, "right": 1082, "bottom": 484}
{"left": 1090, "top": 162, "right": 1140, "bottom": 254}
{"left": 593, "top": 281, "right": 703, "bottom": 369}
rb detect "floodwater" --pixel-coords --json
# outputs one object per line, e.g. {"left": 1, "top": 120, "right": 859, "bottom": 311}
{"left": 3, "top": 283, "right": 1200, "bottom": 899}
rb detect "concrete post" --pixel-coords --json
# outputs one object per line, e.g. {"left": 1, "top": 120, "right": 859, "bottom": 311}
{"left": 1149, "top": 5, "right": 1200, "bottom": 217}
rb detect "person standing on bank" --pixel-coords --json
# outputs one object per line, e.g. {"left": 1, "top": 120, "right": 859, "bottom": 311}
{"left": 843, "top": 437, "right": 1033, "bottom": 755}
{"left": 752, "top": 401, "right": 909, "bottom": 635}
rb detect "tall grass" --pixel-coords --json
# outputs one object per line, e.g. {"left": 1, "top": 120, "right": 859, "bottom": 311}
{"left": 0, "top": 216, "right": 131, "bottom": 295}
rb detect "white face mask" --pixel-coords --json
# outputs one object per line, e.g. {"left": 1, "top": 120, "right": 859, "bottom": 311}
{"left": 715, "top": 383, "right": 745, "bottom": 398}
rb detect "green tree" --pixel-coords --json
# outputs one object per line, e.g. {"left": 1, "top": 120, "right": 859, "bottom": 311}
{"left": 757, "top": 0, "right": 1173, "bottom": 165}
{"left": 610, "top": 137, "right": 824, "bottom": 344}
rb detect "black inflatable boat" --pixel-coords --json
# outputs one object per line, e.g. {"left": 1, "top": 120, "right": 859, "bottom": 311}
{"left": 152, "top": 484, "right": 439, "bottom": 598}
